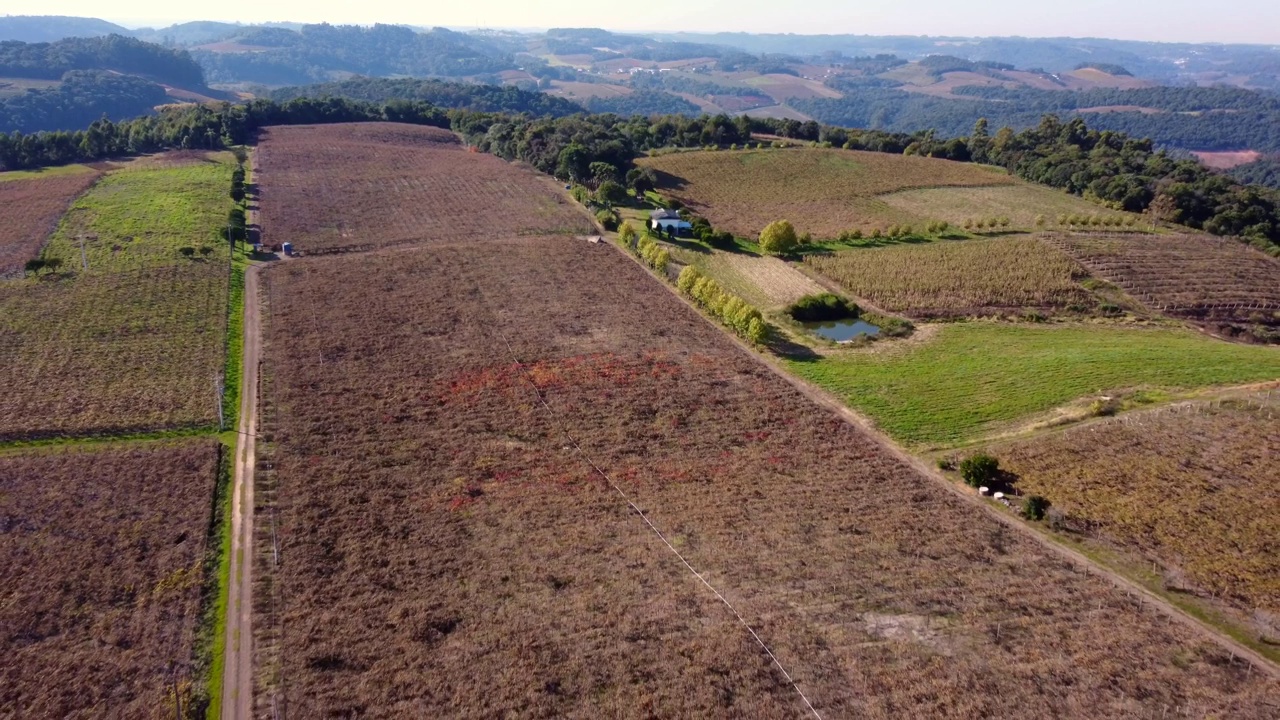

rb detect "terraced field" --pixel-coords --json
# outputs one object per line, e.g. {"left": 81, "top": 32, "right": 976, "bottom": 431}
{"left": 1048, "top": 232, "right": 1280, "bottom": 339}
{"left": 256, "top": 123, "right": 592, "bottom": 254}
{"left": 784, "top": 323, "right": 1280, "bottom": 447}
{"left": 0, "top": 441, "right": 222, "bottom": 717}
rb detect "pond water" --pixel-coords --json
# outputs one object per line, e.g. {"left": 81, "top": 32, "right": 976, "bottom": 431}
{"left": 802, "top": 318, "right": 881, "bottom": 342}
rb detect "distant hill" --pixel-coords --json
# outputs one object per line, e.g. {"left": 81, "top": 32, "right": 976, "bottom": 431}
{"left": 267, "top": 77, "right": 584, "bottom": 116}
{"left": 0, "top": 35, "right": 217, "bottom": 134}
{"left": 192, "top": 24, "right": 515, "bottom": 86}
{"left": 0, "top": 15, "right": 130, "bottom": 42}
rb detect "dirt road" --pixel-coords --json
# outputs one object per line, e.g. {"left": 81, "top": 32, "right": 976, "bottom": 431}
{"left": 221, "top": 263, "right": 260, "bottom": 718}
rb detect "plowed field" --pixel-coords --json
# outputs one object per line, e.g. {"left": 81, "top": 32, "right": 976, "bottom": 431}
{"left": 0, "top": 170, "right": 99, "bottom": 277}
{"left": 0, "top": 441, "right": 221, "bottom": 718}
{"left": 255, "top": 123, "right": 592, "bottom": 254}
{"left": 258, "top": 232, "right": 1280, "bottom": 717}
{"left": 1048, "top": 232, "right": 1280, "bottom": 338}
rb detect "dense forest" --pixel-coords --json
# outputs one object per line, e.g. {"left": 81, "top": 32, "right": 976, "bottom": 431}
{"left": 1230, "top": 158, "right": 1280, "bottom": 190}
{"left": 266, "top": 77, "right": 583, "bottom": 117}
{"left": 0, "top": 35, "right": 205, "bottom": 87}
{"left": 193, "top": 24, "right": 513, "bottom": 85}
{"left": 793, "top": 85, "right": 1280, "bottom": 153}
{"left": 581, "top": 91, "right": 702, "bottom": 117}
{"left": 0, "top": 71, "right": 168, "bottom": 134}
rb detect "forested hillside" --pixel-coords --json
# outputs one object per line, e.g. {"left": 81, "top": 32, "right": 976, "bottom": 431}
{"left": 0, "top": 71, "right": 168, "bottom": 134}
{"left": 267, "top": 77, "right": 584, "bottom": 116}
{"left": 0, "top": 35, "right": 204, "bottom": 87}
{"left": 193, "top": 25, "right": 514, "bottom": 85}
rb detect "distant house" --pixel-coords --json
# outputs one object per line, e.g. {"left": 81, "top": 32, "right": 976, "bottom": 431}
{"left": 650, "top": 209, "right": 692, "bottom": 236}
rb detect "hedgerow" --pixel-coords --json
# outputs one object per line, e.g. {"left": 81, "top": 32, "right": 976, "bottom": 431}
{"left": 677, "top": 266, "right": 768, "bottom": 344}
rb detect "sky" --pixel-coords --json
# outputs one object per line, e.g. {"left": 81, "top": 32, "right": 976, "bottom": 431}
{"left": 19, "top": 0, "right": 1280, "bottom": 45}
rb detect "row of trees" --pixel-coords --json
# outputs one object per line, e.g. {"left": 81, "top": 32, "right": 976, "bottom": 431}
{"left": 677, "top": 266, "right": 768, "bottom": 345}
{"left": 0, "top": 96, "right": 448, "bottom": 171}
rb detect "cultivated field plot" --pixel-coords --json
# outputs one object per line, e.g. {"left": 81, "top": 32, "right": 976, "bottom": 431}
{"left": 784, "top": 323, "right": 1280, "bottom": 447}
{"left": 1048, "top": 233, "right": 1280, "bottom": 335}
{"left": 881, "top": 183, "right": 1131, "bottom": 230}
{"left": 677, "top": 250, "right": 826, "bottom": 309}
{"left": 259, "top": 237, "right": 1280, "bottom": 717}
{"left": 256, "top": 123, "right": 592, "bottom": 254}
{"left": 41, "top": 153, "right": 236, "bottom": 272}
{"left": 0, "top": 263, "right": 230, "bottom": 440}
{"left": 986, "top": 393, "right": 1280, "bottom": 620}
{"left": 0, "top": 440, "right": 220, "bottom": 717}
{"left": 636, "top": 148, "right": 1016, "bottom": 238}
{"left": 0, "top": 170, "right": 99, "bottom": 276}
{"left": 804, "top": 237, "right": 1095, "bottom": 317}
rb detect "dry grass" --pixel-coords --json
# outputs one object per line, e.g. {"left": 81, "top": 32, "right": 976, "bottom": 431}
{"left": 986, "top": 393, "right": 1280, "bottom": 622}
{"left": 0, "top": 171, "right": 100, "bottom": 276}
{"left": 1048, "top": 232, "right": 1280, "bottom": 337}
{"left": 804, "top": 237, "right": 1095, "bottom": 317}
{"left": 256, "top": 123, "right": 592, "bottom": 254}
{"left": 257, "top": 231, "right": 1280, "bottom": 716}
{"left": 636, "top": 147, "right": 1015, "bottom": 238}
{"left": 0, "top": 441, "right": 220, "bottom": 718}
{"left": 880, "top": 184, "right": 1131, "bottom": 230}
{"left": 683, "top": 251, "right": 826, "bottom": 310}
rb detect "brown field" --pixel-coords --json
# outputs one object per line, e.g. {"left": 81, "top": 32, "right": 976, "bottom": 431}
{"left": 0, "top": 441, "right": 221, "bottom": 718}
{"left": 1078, "top": 105, "right": 1166, "bottom": 114}
{"left": 743, "top": 73, "right": 843, "bottom": 102}
{"left": 0, "top": 171, "right": 100, "bottom": 276}
{"left": 880, "top": 183, "right": 1129, "bottom": 230}
{"left": 546, "top": 80, "right": 632, "bottom": 99}
{"left": 1062, "top": 68, "right": 1156, "bottom": 90}
{"left": 986, "top": 392, "right": 1280, "bottom": 627}
{"left": 804, "top": 237, "right": 1096, "bottom": 317}
{"left": 0, "top": 263, "right": 230, "bottom": 440}
{"left": 636, "top": 147, "right": 1016, "bottom": 238}
{"left": 256, "top": 232, "right": 1280, "bottom": 715}
{"left": 1193, "top": 150, "right": 1262, "bottom": 169}
{"left": 1047, "top": 232, "right": 1280, "bottom": 336}
{"left": 256, "top": 123, "right": 592, "bottom": 254}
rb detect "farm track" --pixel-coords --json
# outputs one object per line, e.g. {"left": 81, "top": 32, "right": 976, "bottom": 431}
{"left": 609, "top": 236, "right": 1280, "bottom": 679}
{"left": 222, "top": 264, "right": 260, "bottom": 719}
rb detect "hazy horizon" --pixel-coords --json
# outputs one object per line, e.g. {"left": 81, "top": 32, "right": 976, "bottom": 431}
{"left": 12, "top": 0, "right": 1280, "bottom": 46}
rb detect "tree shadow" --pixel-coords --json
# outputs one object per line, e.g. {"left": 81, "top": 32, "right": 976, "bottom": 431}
{"left": 767, "top": 334, "right": 821, "bottom": 361}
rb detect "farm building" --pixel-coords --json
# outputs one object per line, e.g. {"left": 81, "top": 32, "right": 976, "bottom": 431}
{"left": 650, "top": 209, "right": 693, "bottom": 236}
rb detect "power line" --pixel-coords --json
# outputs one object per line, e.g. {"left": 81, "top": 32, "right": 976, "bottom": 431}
{"left": 489, "top": 326, "right": 823, "bottom": 720}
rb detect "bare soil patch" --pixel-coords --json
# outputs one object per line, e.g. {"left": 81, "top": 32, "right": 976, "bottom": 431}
{"left": 0, "top": 441, "right": 221, "bottom": 717}
{"left": 1193, "top": 150, "right": 1262, "bottom": 170}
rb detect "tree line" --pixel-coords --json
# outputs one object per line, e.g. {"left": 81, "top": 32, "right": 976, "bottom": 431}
{"left": 0, "top": 34, "right": 206, "bottom": 88}
{"left": 4, "top": 94, "right": 1278, "bottom": 251}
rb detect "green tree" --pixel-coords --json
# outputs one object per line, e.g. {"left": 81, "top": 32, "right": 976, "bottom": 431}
{"left": 43, "top": 257, "right": 63, "bottom": 274}
{"left": 959, "top": 453, "right": 999, "bottom": 488}
{"left": 555, "top": 142, "right": 590, "bottom": 182}
{"left": 588, "top": 161, "right": 618, "bottom": 184}
{"left": 759, "top": 220, "right": 799, "bottom": 255}
{"left": 24, "top": 258, "right": 45, "bottom": 275}
{"left": 595, "top": 180, "right": 627, "bottom": 206}
{"left": 619, "top": 221, "right": 637, "bottom": 247}
{"left": 1022, "top": 495, "right": 1050, "bottom": 521}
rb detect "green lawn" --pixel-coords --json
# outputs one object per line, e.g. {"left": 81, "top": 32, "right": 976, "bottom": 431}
{"left": 42, "top": 156, "right": 235, "bottom": 272}
{"left": 784, "top": 322, "right": 1280, "bottom": 447}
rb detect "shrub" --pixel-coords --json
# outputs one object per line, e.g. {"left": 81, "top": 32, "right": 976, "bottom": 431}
{"left": 787, "top": 293, "right": 859, "bottom": 322}
{"left": 870, "top": 228, "right": 883, "bottom": 239}
{"left": 1022, "top": 495, "right": 1050, "bottom": 521}
{"left": 570, "top": 186, "right": 590, "bottom": 204}
{"left": 937, "top": 457, "right": 955, "bottom": 471}
{"left": 759, "top": 219, "right": 799, "bottom": 255}
{"left": 1035, "top": 214, "right": 1047, "bottom": 228}
{"left": 618, "top": 221, "right": 637, "bottom": 246}
{"left": 595, "top": 209, "right": 619, "bottom": 231}
{"left": 959, "top": 453, "right": 999, "bottom": 488}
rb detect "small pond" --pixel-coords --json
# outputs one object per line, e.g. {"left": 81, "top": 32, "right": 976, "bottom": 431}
{"left": 802, "top": 318, "right": 881, "bottom": 342}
